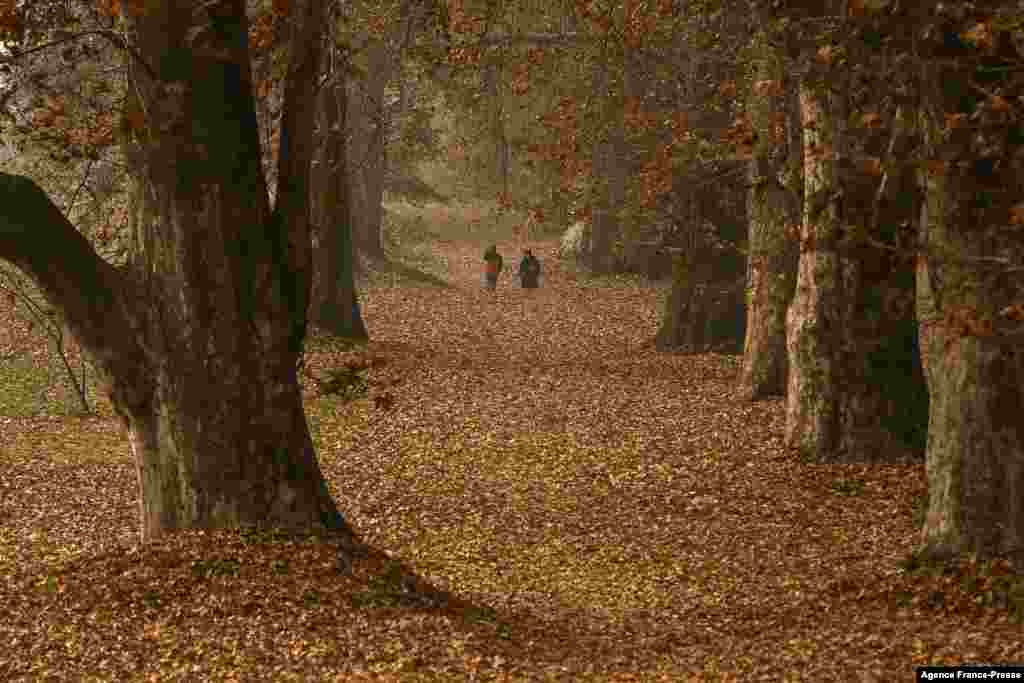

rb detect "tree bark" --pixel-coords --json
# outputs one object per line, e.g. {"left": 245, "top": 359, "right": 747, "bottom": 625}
{"left": 656, "top": 245, "right": 708, "bottom": 350}
{"left": 738, "top": 31, "right": 799, "bottom": 400}
{"left": 312, "top": 63, "right": 368, "bottom": 339}
{"left": 916, "top": 56, "right": 1024, "bottom": 560}
{"left": 786, "top": 73, "right": 927, "bottom": 463}
{"left": 348, "top": 40, "right": 389, "bottom": 256}
{"left": 1, "top": 0, "right": 357, "bottom": 542}
{"left": 784, "top": 77, "right": 845, "bottom": 459}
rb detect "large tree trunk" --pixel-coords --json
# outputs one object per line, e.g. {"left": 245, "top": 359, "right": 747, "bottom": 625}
{"left": 786, "top": 74, "right": 927, "bottom": 463}
{"left": 1, "top": 0, "right": 356, "bottom": 542}
{"left": 738, "top": 30, "right": 800, "bottom": 400}
{"left": 784, "top": 77, "right": 846, "bottom": 459}
{"left": 312, "top": 64, "right": 368, "bottom": 339}
{"left": 916, "top": 55, "right": 1024, "bottom": 560}
{"left": 656, "top": 163, "right": 748, "bottom": 352}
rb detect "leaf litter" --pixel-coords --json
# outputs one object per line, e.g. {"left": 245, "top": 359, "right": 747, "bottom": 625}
{"left": 0, "top": 238, "right": 1021, "bottom": 681}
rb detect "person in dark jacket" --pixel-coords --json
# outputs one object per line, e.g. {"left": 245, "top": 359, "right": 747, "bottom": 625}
{"left": 518, "top": 248, "right": 541, "bottom": 289}
{"left": 483, "top": 244, "right": 504, "bottom": 289}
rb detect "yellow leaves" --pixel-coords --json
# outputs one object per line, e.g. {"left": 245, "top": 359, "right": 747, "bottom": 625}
{"left": 2, "top": 236, "right": 1019, "bottom": 679}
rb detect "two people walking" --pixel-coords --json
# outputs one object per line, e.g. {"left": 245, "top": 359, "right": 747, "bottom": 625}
{"left": 482, "top": 245, "right": 541, "bottom": 290}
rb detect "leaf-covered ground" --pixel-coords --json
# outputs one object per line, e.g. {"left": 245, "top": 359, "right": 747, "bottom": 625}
{"left": 1, "top": 236, "right": 1022, "bottom": 681}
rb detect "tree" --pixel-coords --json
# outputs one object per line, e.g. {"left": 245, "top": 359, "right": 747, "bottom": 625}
{"left": 311, "top": 45, "right": 368, "bottom": 339}
{"left": 655, "top": 162, "right": 748, "bottom": 352}
{"left": 753, "top": 0, "right": 1021, "bottom": 555}
{"left": 914, "top": 3, "right": 1024, "bottom": 560}
{"left": 768, "top": 7, "right": 927, "bottom": 464}
{"left": 737, "top": 29, "right": 800, "bottom": 400}
{"left": 0, "top": 0, "right": 358, "bottom": 542}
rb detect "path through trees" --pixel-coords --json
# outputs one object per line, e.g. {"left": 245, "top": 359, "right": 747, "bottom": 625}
{"left": 1, "top": 236, "right": 1021, "bottom": 678}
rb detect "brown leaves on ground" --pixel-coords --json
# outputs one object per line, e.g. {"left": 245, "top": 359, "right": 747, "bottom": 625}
{"left": 1, "top": 238, "right": 1022, "bottom": 681}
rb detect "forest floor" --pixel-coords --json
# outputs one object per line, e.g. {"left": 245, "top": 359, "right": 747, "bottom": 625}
{"left": 1, "top": 225, "right": 1023, "bottom": 681}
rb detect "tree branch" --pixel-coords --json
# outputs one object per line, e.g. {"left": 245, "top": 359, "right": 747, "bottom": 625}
{"left": 0, "top": 172, "right": 151, "bottom": 413}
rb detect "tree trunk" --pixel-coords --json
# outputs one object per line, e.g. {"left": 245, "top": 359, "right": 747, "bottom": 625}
{"left": 784, "top": 77, "right": 845, "bottom": 459}
{"left": 1, "top": 0, "right": 357, "bottom": 543}
{"left": 656, "top": 247, "right": 708, "bottom": 350}
{"left": 350, "top": 40, "right": 388, "bottom": 256}
{"left": 312, "top": 64, "right": 368, "bottom": 339}
{"left": 786, "top": 74, "right": 927, "bottom": 463}
{"left": 588, "top": 59, "right": 617, "bottom": 274}
{"left": 916, "top": 57, "right": 1024, "bottom": 560}
{"left": 656, "top": 162, "right": 748, "bottom": 353}
{"left": 738, "top": 31, "right": 799, "bottom": 400}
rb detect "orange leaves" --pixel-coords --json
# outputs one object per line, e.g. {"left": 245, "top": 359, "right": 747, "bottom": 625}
{"left": 0, "top": 0, "right": 20, "bottom": 40}
{"left": 723, "top": 114, "right": 756, "bottom": 158}
{"left": 1009, "top": 203, "right": 1024, "bottom": 226}
{"left": 98, "top": 0, "right": 147, "bottom": 18}
{"left": 752, "top": 79, "right": 782, "bottom": 99}
{"left": 637, "top": 144, "right": 674, "bottom": 208}
{"left": 999, "top": 303, "right": 1024, "bottom": 323}
{"left": 986, "top": 93, "right": 1011, "bottom": 113}
{"left": 942, "top": 306, "right": 995, "bottom": 348}
{"left": 858, "top": 156, "right": 883, "bottom": 177}
{"left": 624, "top": 96, "right": 655, "bottom": 133}
{"left": 923, "top": 159, "right": 948, "bottom": 176}
{"left": 944, "top": 112, "right": 969, "bottom": 132}
{"left": 122, "top": 103, "right": 147, "bottom": 138}
{"left": 859, "top": 112, "right": 883, "bottom": 128}
{"left": 961, "top": 21, "right": 994, "bottom": 51}
{"left": 509, "top": 62, "right": 532, "bottom": 96}
{"left": 2, "top": 233, "right": 1022, "bottom": 679}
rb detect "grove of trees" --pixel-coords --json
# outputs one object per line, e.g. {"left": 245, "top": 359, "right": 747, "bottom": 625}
{"left": 0, "top": 0, "right": 1022, "bottom": 563}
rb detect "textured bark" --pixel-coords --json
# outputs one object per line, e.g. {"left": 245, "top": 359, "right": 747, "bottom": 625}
{"left": 916, "top": 58, "right": 1024, "bottom": 560}
{"left": 786, "top": 76, "right": 926, "bottom": 463}
{"left": 738, "top": 31, "right": 800, "bottom": 401}
{"left": 1, "top": 0, "right": 357, "bottom": 542}
{"left": 784, "top": 78, "right": 845, "bottom": 459}
{"left": 311, "top": 66, "right": 368, "bottom": 339}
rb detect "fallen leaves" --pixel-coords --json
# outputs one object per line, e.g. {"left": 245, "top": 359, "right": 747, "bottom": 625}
{"left": 0, "top": 236, "right": 1021, "bottom": 680}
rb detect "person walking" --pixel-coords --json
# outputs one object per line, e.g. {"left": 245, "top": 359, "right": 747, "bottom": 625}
{"left": 518, "top": 248, "right": 541, "bottom": 289}
{"left": 483, "top": 244, "right": 504, "bottom": 290}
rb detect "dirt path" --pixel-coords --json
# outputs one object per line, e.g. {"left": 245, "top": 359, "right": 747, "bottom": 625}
{"left": 316, "top": 240, "right": 968, "bottom": 677}
{"left": 3, "top": 238, "right": 1014, "bottom": 680}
